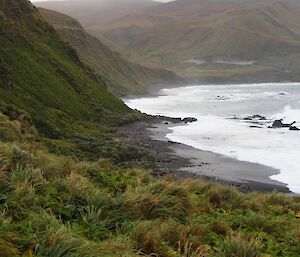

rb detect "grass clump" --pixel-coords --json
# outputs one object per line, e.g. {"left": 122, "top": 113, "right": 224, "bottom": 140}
{"left": 221, "top": 232, "right": 262, "bottom": 257}
{"left": 123, "top": 181, "right": 193, "bottom": 221}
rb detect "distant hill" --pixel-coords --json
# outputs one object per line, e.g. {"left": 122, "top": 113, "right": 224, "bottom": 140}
{"left": 95, "top": 0, "right": 300, "bottom": 82}
{"left": 39, "top": 0, "right": 300, "bottom": 83}
{"left": 38, "top": 8, "right": 182, "bottom": 96}
{"left": 35, "top": 0, "right": 159, "bottom": 26}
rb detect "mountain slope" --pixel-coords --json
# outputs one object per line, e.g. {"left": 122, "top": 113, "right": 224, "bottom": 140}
{"left": 38, "top": 8, "right": 182, "bottom": 96}
{"left": 87, "top": 0, "right": 300, "bottom": 82}
{"left": 0, "top": 0, "right": 146, "bottom": 160}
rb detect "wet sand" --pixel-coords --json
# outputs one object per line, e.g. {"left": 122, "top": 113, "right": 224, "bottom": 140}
{"left": 119, "top": 118, "right": 290, "bottom": 193}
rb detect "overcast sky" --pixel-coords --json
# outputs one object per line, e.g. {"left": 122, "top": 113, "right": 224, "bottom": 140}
{"left": 30, "top": 0, "right": 174, "bottom": 2}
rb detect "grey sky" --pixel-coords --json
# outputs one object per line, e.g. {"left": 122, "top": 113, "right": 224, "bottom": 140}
{"left": 30, "top": 0, "right": 174, "bottom": 2}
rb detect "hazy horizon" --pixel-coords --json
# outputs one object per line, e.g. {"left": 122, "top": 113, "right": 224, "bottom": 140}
{"left": 31, "top": 0, "right": 174, "bottom": 2}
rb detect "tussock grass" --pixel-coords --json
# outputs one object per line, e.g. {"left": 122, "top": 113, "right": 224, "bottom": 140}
{"left": 221, "top": 232, "right": 262, "bottom": 257}
{"left": 123, "top": 181, "right": 194, "bottom": 221}
{"left": 0, "top": 140, "right": 299, "bottom": 256}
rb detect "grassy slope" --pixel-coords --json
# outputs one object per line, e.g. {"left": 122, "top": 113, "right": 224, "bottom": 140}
{"left": 0, "top": 0, "right": 130, "bottom": 127}
{"left": 87, "top": 0, "right": 300, "bottom": 82}
{"left": 0, "top": 112, "right": 299, "bottom": 257}
{"left": 0, "top": 2, "right": 299, "bottom": 256}
{"left": 0, "top": 0, "right": 148, "bottom": 160}
{"left": 38, "top": 8, "right": 182, "bottom": 96}
{"left": 0, "top": 0, "right": 148, "bottom": 154}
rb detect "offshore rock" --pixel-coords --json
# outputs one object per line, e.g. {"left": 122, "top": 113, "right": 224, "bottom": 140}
{"left": 182, "top": 117, "right": 198, "bottom": 123}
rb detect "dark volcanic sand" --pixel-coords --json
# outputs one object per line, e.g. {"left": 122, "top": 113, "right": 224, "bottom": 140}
{"left": 119, "top": 118, "right": 291, "bottom": 193}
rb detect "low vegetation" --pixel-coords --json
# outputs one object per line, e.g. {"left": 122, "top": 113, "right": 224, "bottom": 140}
{"left": 1, "top": 1, "right": 300, "bottom": 256}
{"left": 0, "top": 0, "right": 143, "bottom": 133}
{"left": 0, "top": 0, "right": 149, "bottom": 160}
{"left": 0, "top": 111, "right": 299, "bottom": 257}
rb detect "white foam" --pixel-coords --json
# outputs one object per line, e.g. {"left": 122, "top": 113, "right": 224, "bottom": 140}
{"left": 274, "top": 105, "right": 300, "bottom": 126}
{"left": 125, "top": 83, "right": 300, "bottom": 193}
{"left": 166, "top": 116, "right": 300, "bottom": 193}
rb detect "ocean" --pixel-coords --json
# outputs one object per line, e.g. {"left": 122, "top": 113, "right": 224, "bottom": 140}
{"left": 125, "top": 83, "right": 300, "bottom": 193}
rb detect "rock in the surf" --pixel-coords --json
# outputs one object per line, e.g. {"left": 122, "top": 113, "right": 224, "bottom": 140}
{"left": 182, "top": 117, "right": 198, "bottom": 123}
{"left": 269, "top": 119, "right": 295, "bottom": 128}
{"left": 289, "top": 126, "right": 300, "bottom": 131}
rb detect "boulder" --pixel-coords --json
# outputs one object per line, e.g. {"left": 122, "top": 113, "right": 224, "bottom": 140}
{"left": 182, "top": 117, "right": 198, "bottom": 123}
{"left": 250, "top": 125, "right": 263, "bottom": 128}
{"left": 244, "top": 114, "right": 266, "bottom": 121}
{"left": 269, "top": 119, "right": 294, "bottom": 128}
{"left": 269, "top": 119, "right": 298, "bottom": 129}
{"left": 216, "top": 95, "right": 229, "bottom": 101}
{"left": 289, "top": 126, "right": 300, "bottom": 131}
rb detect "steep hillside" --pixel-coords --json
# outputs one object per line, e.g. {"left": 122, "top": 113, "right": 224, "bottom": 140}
{"left": 0, "top": 3, "right": 299, "bottom": 257}
{"left": 0, "top": 0, "right": 143, "bottom": 159}
{"left": 38, "top": 8, "right": 182, "bottom": 96}
{"left": 86, "top": 0, "right": 300, "bottom": 82}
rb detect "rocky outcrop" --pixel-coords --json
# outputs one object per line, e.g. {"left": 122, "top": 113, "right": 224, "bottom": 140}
{"left": 244, "top": 115, "right": 266, "bottom": 121}
{"left": 216, "top": 95, "right": 230, "bottom": 101}
{"left": 158, "top": 116, "right": 198, "bottom": 124}
{"left": 269, "top": 119, "right": 295, "bottom": 128}
{"left": 182, "top": 117, "right": 198, "bottom": 123}
{"left": 268, "top": 119, "right": 300, "bottom": 131}
{"left": 289, "top": 126, "right": 300, "bottom": 131}
{"left": 250, "top": 125, "right": 263, "bottom": 128}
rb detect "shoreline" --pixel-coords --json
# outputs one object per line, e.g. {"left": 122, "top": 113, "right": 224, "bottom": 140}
{"left": 119, "top": 118, "right": 291, "bottom": 193}
{"left": 144, "top": 81, "right": 300, "bottom": 95}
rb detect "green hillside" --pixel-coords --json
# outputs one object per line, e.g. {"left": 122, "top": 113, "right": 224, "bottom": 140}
{"left": 0, "top": 1, "right": 299, "bottom": 257}
{"left": 38, "top": 8, "right": 182, "bottom": 96}
{"left": 0, "top": 0, "right": 143, "bottom": 159}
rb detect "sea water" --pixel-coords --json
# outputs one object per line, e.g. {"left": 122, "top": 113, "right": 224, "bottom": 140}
{"left": 125, "top": 83, "right": 300, "bottom": 193}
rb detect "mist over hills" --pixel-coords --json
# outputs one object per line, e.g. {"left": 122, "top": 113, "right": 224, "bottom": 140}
{"left": 35, "top": 0, "right": 159, "bottom": 26}
{"left": 39, "top": 8, "right": 181, "bottom": 96}
{"left": 36, "top": 0, "right": 300, "bottom": 83}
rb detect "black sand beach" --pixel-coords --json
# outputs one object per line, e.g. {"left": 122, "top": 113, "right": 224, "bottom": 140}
{"left": 120, "top": 118, "right": 291, "bottom": 193}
